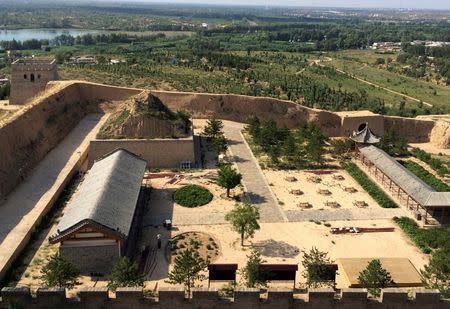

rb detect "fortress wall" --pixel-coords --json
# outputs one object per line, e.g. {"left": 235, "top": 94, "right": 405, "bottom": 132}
{"left": 1, "top": 287, "right": 448, "bottom": 309}
{"left": 88, "top": 138, "right": 195, "bottom": 168}
{"left": 0, "top": 81, "right": 447, "bottom": 200}
{"left": 0, "top": 82, "right": 141, "bottom": 199}
{"left": 152, "top": 91, "right": 343, "bottom": 136}
{"left": 384, "top": 116, "right": 436, "bottom": 143}
{"left": 0, "top": 83, "right": 88, "bottom": 199}
{"left": 429, "top": 120, "right": 450, "bottom": 149}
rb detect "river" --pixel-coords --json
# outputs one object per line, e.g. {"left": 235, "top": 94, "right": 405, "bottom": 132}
{"left": 0, "top": 29, "right": 98, "bottom": 41}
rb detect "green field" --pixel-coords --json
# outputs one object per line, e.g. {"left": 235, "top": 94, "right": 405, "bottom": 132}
{"left": 322, "top": 50, "right": 450, "bottom": 111}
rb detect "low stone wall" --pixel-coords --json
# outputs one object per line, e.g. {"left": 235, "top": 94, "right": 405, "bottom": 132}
{"left": 1, "top": 287, "right": 448, "bottom": 309}
{"left": 88, "top": 137, "right": 196, "bottom": 168}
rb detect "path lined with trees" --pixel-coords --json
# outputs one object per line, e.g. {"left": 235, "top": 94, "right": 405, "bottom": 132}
{"left": 222, "top": 121, "right": 287, "bottom": 223}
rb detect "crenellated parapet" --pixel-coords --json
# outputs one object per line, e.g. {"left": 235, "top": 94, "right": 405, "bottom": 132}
{"left": 1, "top": 286, "right": 448, "bottom": 309}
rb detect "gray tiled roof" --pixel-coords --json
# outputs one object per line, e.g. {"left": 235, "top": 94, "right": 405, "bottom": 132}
{"left": 350, "top": 124, "right": 381, "bottom": 144}
{"left": 360, "top": 146, "right": 450, "bottom": 207}
{"left": 50, "top": 149, "right": 146, "bottom": 242}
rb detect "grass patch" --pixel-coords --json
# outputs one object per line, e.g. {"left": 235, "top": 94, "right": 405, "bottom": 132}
{"left": 341, "top": 161, "right": 398, "bottom": 208}
{"left": 399, "top": 160, "right": 450, "bottom": 192}
{"left": 393, "top": 216, "right": 450, "bottom": 254}
{"left": 173, "top": 184, "right": 213, "bottom": 207}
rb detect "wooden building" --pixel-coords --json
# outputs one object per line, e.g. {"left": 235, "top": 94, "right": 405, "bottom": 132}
{"left": 357, "top": 145, "right": 450, "bottom": 225}
{"left": 49, "top": 149, "right": 147, "bottom": 274}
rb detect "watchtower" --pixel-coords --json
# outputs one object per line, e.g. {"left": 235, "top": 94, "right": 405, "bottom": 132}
{"left": 9, "top": 58, "right": 58, "bottom": 105}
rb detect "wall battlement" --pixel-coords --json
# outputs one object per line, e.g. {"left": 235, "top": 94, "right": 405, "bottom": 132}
{"left": 1, "top": 287, "right": 448, "bottom": 309}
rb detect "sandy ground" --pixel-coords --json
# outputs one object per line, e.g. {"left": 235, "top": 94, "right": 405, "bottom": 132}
{"left": 410, "top": 142, "right": 450, "bottom": 156}
{"left": 264, "top": 169, "right": 378, "bottom": 211}
{"left": 147, "top": 170, "right": 244, "bottom": 222}
{"left": 141, "top": 219, "right": 429, "bottom": 291}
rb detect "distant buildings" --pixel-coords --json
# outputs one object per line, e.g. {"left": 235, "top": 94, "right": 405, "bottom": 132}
{"left": 370, "top": 42, "right": 402, "bottom": 52}
{"left": 371, "top": 40, "right": 450, "bottom": 52}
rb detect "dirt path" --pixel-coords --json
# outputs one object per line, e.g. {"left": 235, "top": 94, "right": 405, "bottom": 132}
{"left": 313, "top": 57, "right": 433, "bottom": 107}
{"left": 333, "top": 67, "right": 433, "bottom": 107}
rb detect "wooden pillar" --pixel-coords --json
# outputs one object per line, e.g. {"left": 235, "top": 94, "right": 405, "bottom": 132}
{"left": 406, "top": 196, "right": 410, "bottom": 209}
{"left": 440, "top": 207, "right": 445, "bottom": 225}
{"left": 425, "top": 208, "right": 428, "bottom": 225}
{"left": 389, "top": 179, "right": 393, "bottom": 190}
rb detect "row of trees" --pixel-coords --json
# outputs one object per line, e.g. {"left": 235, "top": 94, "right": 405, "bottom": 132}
{"left": 246, "top": 117, "right": 328, "bottom": 169}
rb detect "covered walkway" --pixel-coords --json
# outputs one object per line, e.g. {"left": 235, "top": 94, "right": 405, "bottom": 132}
{"left": 357, "top": 145, "right": 450, "bottom": 225}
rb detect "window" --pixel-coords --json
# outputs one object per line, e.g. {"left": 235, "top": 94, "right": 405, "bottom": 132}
{"left": 30, "top": 74, "right": 35, "bottom": 82}
{"left": 23, "top": 74, "right": 27, "bottom": 79}
{"left": 38, "top": 74, "right": 41, "bottom": 79}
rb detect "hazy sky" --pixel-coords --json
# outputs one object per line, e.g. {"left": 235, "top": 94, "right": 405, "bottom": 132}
{"left": 128, "top": 0, "right": 450, "bottom": 9}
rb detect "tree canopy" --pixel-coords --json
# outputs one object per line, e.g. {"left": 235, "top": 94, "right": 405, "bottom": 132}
{"left": 357, "top": 259, "right": 393, "bottom": 297}
{"left": 217, "top": 164, "right": 242, "bottom": 197}
{"left": 107, "top": 257, "right": 144, "bottom": 291}
{"left": 225, "top": 203, "right": 260, "bottom": 246}
{"left": 241, "top": 249, "right": 269, "bottom": 288}
{"left": 301, "top": 247, "right": 335, "bottom": 288}
{"left": 40, "top": 253, "right": 80, "bottom": 289}
{"left": 167, "top": 249, "right": 208, "bottom": 295}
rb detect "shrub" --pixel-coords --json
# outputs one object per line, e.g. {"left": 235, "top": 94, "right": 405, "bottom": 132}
{"left": 341, "top": 161, "right": 398, "bottom": 208}
{"left": 173, "top": 185, "right": 213, "bottom": 207}
{"left": 410, "top": 148, "right": 449, "bottom": 177}
{"left": 394, "top": 217, "right": 450, "bottom": 253}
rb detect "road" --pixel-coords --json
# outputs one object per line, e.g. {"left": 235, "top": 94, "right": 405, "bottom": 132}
{"left": 222, "top": 121, "right": 287, "bottom": 223}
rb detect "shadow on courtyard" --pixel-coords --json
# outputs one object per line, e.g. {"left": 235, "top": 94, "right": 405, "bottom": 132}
{"left": 253, "top": 239, "right": 300, "bottom": 258}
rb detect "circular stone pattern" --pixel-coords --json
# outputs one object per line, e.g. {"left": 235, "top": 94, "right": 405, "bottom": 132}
{"left": 173, "top": 184, "right": 213, "bottom": 207}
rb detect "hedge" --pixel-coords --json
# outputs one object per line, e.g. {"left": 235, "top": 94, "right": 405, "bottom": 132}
{"left": 341, "top": 161, "right": 398, "bottom": 208}
{"left": 410, "top": 148, "right": 449, "bottom": 177}
{"left": 173, "top": 185, "right": 213, "bottom": 207}
{"left": 399, "top": 160, "right": 450, "bottom": 192}
{"left": 393, "top": 216, "right": 450, "bottom": 254}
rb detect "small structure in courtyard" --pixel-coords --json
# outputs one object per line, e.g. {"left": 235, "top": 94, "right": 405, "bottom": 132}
{"left": 337, "top": 258, "right": 422, "bottom": 288}
{"left": 9, "top": 58, "right": 58, "bottom": 104}
{"left": 49, "top": 149, "right": 147, "bottom": 274}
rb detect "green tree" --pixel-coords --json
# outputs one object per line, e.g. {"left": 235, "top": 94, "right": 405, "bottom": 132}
{"left": 225, "top": 203, "right": 260, "bottom": 246}
{"left": 212, "top": 134, "right": 228, "bottom": 154}
{"left": 108, "top": 257, "right": 144, "bottom": 291}
{"left": 203, "top": 118, "right": 224, "bottom": 140}
{"left": 246, "top": 116, "right": 261, "bottom": 141}
{"left": 358, "top": 259, "right": 393, "bottom": 297}
{"left": 421, "top": 249, "right": 450, "bottom": 298}
{"left": 167, "top": 249, "right": 208, "bottom": 295}
{"left": 40, "top": 253, "right": 80, "bottom": 289}
{"left": 241, "top": 249, "right": 269, "bottom": 288}
{"left": 379, "top": 129, "right": 408, "bottom": 157}
{"left": 301, "top": 247, "right": 335, "bottom": 288}
{"left": 217, "top": 164, "right": 242, "bottom": 197}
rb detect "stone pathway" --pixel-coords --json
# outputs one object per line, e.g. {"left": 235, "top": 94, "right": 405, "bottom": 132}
{"left": 222, "top": 121, "right": 286, "bottom": 223}
{"left": 286, "top": 207, "right": 409, "bottom": 222}
{"left": 0, "top": 114, "right": 108, "bottom": 281}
